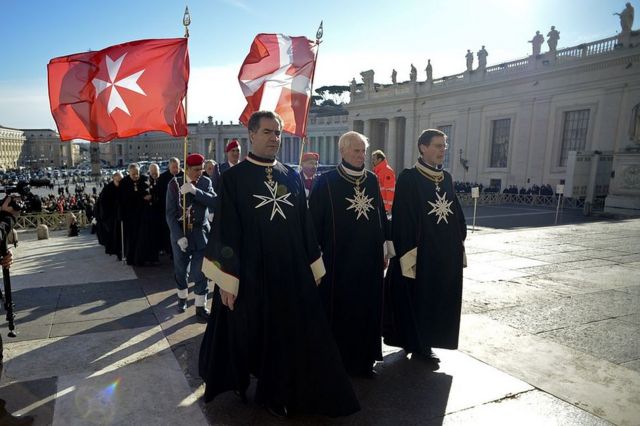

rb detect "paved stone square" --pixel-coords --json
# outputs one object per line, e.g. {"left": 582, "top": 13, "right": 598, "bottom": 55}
{"left": 0, "top": 211, "right": 638, "bottom": 425}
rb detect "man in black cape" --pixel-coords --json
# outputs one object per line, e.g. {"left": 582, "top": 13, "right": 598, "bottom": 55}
{"left": 96, "top": 171, "right": 123, "bottom": 259}
{"left": 199, "top": 111, "right": 359, "bottom": 418}
{"left": 309, "top": 131, "right": 392, "bottom": 378}
{"left": 383, "top": 128, "right": 466, "bottom": 365}
{"left": 118, "top": 163, "right": 154, "bottom": 266}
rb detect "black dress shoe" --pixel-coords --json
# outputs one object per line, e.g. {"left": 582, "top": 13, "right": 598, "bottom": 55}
{"left": 412, "top": 348, "right": 440, "bottom": 363}
{"left": 266, "top": 403, "right": 288, "bottom": 418}
{"left": 424, "top": 348, "right": 440, "bottom": 363}
{"left": 178, "top": 297, "right": 187, "bottom": 313}
{"left": 195, "top": 306, "right": 210, "bottom": 322}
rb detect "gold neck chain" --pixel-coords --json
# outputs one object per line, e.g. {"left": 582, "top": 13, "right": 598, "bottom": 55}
{"left": 337, "top": 164, "right": 366, "bottom": 188}
{"left": 415, "top": 162, "right": 445, "bottom": 192}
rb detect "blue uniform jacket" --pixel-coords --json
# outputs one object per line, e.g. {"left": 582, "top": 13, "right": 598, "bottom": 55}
{"left": 165, "top": 175, "right": 217, "bottom": 250}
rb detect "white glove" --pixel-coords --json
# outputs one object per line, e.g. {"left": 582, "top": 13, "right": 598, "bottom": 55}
{"left": 177, "top": 237, "right": 188, "bottom": 252}
{"left": 180, "top": 182, "right": 196, "bottom": 195}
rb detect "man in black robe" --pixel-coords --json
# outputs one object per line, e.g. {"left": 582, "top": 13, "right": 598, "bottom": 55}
{"left": 199, "top": 111, "right": 359, "bottom": 418}
{"left": 309, "top": 131, "right": 392, "bottom": 378}
{"left": 383, "top": 128, "right": 467, "bottom": 366}
{"left": 119, "top": 163, "right": 154, "bottom": 266}
{"left": 96, "top": 172, "right": 123, "bottom": 260}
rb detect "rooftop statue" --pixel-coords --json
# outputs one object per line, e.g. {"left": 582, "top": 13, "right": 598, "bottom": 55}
{"left": 477, "top": 46, "right": 488, "bottom": 70}
{"left": 529, "top": 31, "right": 544, "bottom": 56}
{"left": 547, "top": 26, "right": 560, "bottom": 52}
{"left": 614, "top": 2, "right": 634, "bottom": 34}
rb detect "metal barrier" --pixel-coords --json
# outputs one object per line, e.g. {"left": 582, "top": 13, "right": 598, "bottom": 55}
{"left": 456, "top": 193, "right": 589, "bottom": 209}
{"left": 15, "top": 211, "right": 89, "bottom": 230}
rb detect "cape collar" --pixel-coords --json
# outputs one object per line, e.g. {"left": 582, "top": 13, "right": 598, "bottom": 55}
{"left": 247, "top": 152, "right": 277, "bottom": 167}
{"left": 340, "top": 160, "right": 365, "bottom": 177}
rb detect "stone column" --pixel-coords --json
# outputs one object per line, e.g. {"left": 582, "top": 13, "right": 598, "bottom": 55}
{"left": 403, "top": 115, "right": 416, "bottom": 169}
{"left": 386, "top": 118, "right": 397, "bottom": 171}
{"left": 363, "top": 119, "right": 372, "bottom": 140}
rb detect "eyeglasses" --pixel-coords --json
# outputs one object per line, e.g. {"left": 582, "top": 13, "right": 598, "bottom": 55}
{"left": 432, "top": 143, "right": 449, "bottom": 151}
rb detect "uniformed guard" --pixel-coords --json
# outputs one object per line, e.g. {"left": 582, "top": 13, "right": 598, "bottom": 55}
{"left": 166, "top": 153, "right": 217, "bottom": 322}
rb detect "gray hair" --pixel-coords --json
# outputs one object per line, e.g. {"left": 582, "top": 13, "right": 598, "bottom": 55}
{"left": 127, "top": 163, "right": 140, "bottom": 172}
{"left": 338, "top": 131, "right": 369, "bottom": 152}
{"left": 168, "top": 157, "right": 180, "bottom": 166}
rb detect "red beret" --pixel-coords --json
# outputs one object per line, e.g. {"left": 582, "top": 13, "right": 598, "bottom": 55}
{"left": 225, "top": 139, "right": 240, "bottom": 153}
{"left": 301, "top": 152, "right": 319, "bottom": 162}
{"left": 186, "top": 153, "right": 205, "bottom": 167}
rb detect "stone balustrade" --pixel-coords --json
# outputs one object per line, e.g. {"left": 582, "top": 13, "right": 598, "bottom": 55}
{"left": 351, "top": 33, "right": 636, "bottom": 103}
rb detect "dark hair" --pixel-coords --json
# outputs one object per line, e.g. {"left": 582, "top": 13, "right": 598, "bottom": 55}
{"left": 417, "top": 129, "right": 446, "bottom": 147}
{"left": 372, "top": 149, "right": 386, "bottom": 160}
{"left": 247, "top": 110, "right": 283, "bottom": 133}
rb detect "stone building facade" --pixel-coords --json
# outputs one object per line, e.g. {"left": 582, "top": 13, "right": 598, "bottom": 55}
{"left": 98, "top": 106, "right": 349, "bottom": 167}
{"left": 0, "top": 126, "right": 26, "bottom": 171}
{"left": 19, "top": 129, "right": 78, "bottom": 169}
{"left": 347, "top": 32, "right": 640, "bottom": 194}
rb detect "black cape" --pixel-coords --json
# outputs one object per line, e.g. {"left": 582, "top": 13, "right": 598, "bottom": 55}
{"left": 383, "top": 164, "right": 466, "bottom": 351}
{"left": 309, "top": 167, "right": 388, "bottom": 374}
{"left": 119, "top": 175, "right": 157, "bottom": 265}
{"left": 199, "top": 156, "right": 359, "bottom": 417}
{"left": 96, "top": 181, "right": 122, "bottom": 259}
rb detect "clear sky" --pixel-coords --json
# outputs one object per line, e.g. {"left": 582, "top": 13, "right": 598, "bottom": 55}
{"left": 0, "top": 0, "right": 632, "bottom": 130}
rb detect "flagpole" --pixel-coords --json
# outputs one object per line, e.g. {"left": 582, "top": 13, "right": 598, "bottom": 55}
{"left": 298, "top": 21, "right": 323, "bottom": 169}
{"left": 182, "top": 6, "right": 191, "bottom": 235}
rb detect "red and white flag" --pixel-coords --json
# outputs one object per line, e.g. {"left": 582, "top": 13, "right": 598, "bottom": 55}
{"left": 48, "top": 38, "right": 189, "bottom": 142}
{"left": 238, "top": 34, "right": 318, "bottom": 137}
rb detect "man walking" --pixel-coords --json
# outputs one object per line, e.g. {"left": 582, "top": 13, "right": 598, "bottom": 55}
{"left": 383, "top": 129, "right": 467, "bottom": 366}
{"left": 199, "top": 111, "right": 359, "bottom": 418}
{"left": 166, "top": 153, "right": 216, "bottom": 322}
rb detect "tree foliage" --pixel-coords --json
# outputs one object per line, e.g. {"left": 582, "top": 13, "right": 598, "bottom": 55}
{"left": 314, "top": 85, "right": 350, "bottom": 105}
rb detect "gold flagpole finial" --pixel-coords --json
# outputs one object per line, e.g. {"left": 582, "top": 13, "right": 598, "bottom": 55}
{"left": 183, "top": 6, "right": 191, "bottom": 38}
{"left": 316, "top": 21, "right": 323, "bottom": 42}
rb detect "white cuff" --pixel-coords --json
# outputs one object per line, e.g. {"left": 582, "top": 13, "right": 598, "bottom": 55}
{"left": 384, "top": 240, "right": 396, "bottom": 259}
{"left": 202, "top": 257, "right": 239, "bottom": 296}
{"left": 195, "top": 293, "right": 208, "bottom": 307}
{"left": 310, "top": 256, "right": 326, "bottom": 282}
{"left": 399, "top": 247, "right": 418, "bottom": 279}
{"left": 177, "top": 288, "right": 188, "bottom": 299}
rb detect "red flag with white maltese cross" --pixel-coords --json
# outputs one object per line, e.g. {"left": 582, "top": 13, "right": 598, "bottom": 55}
{"left": 48, "top": 38, "right": 189, "bottom": 142}
{"left": 238, "top": 34, "right": 318, "bottom": 137}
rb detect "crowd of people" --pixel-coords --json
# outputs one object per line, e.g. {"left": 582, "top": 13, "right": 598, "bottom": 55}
{"left": 454, "top": 181, "right": 556, "bottom": 195}
{"left": 88, "top": 111, "right": 467, "bottom": 419}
